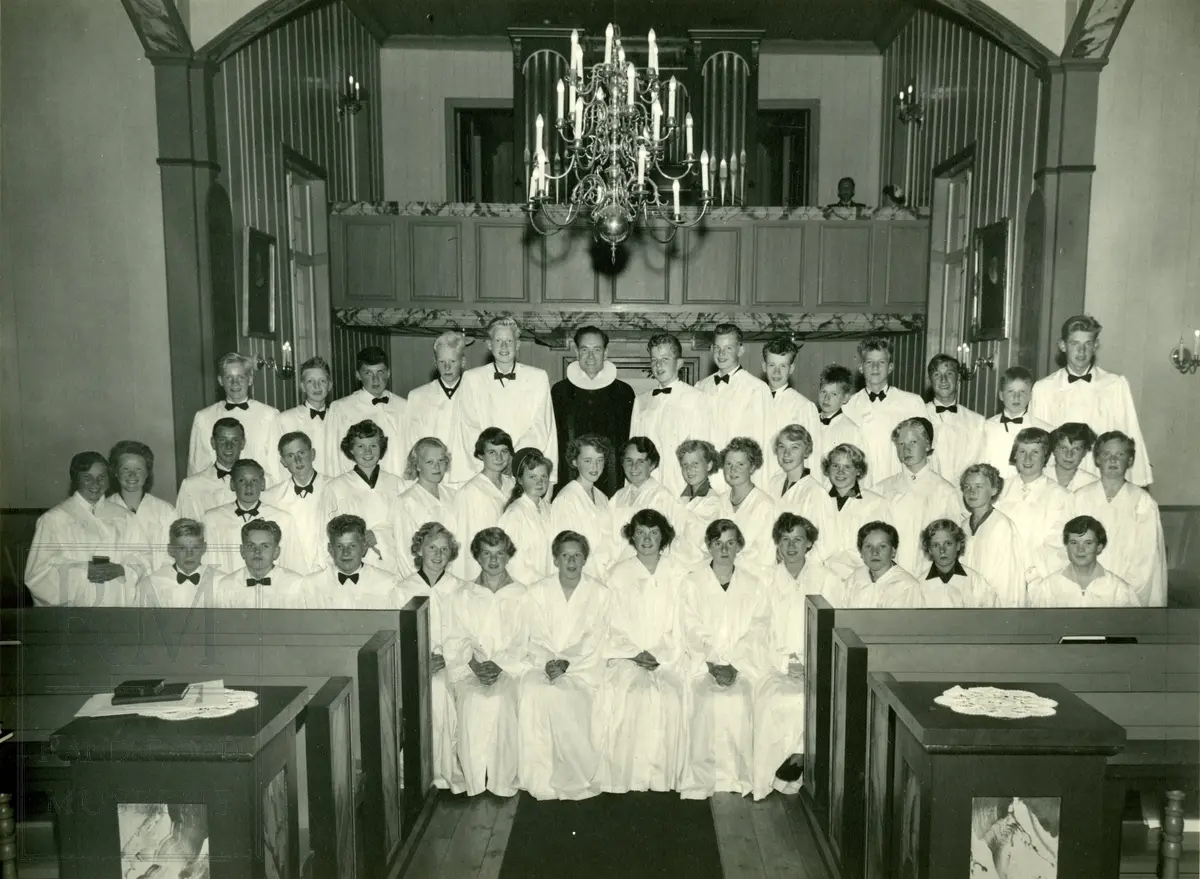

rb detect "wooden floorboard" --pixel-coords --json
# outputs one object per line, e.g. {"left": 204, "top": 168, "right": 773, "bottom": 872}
{"left": 404, "top": 792, "right": 471, "bottom": 879}
{"left": 780, "top": 794, "right": 832, "bottom": 879}
{"left": 712, "top": 793, "right": 768, "bottom": 878}
{"left": 751, "top": 795, "right": 814, "bottom": 879}
{"left": 439, "top": 794, "right": 503, "bottom": 878}
{"left": 477, "top": 793, "right": 520, "bottom": 879}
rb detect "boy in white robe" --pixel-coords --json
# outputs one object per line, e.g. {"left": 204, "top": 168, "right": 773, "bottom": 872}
{"left": 327, "top": 419, "right": 406, "bottom": 573}
{"left": 444, "top": 527, "right": 529, "bottom": 797}
{"left": 405, "top": 332, "right": 467, "bottom": 468}
{"left": 695, "top": 324, "right": 773, "bottom": 487}
{"left": 842, "top": 338, "right": 926, "bottom": 489}
{"left": 302, "top": 514, "right": 407, "bottom": 608}
{"left": 132, "top": 518, "right": 222, "bottom": 608}
{"left": 959, "top": 464, "right": 1027, "bottom": 606}
{"left": 917, "top": 519, "right": 1001, "bottom": 608}
{"left": 450, "top": 317, "right": 557, "bottom": 485}
{"left": 328, "top": 345, "right": 410, "bottom": 477}
{"left": 678, "top": 519, "right": 770, "bottom": 800}
{"left": 497, "top": 448, "right": 555, "bottom": 586}
{"left": 925, "top": 354, "right": 985, "bottom": 487}
{"left": 608, "top": 437, "right": 682, "bottom": 567}
{"left": 188, "top": 352, "right": 280, "bottom": 482}
{"left": 630, "top": 333, "right": 707, "bottom": 495}
{"left": 811, "top": 365, "right": 866, "bottom": 478}
{"left": 601, "top": 510, "right": 688, "bottom": 793}
{"left": 263, "top": 431, "right": 335, "bottom": 575}
{"left": 269, "top": 356, "right": 338, "bottom": 476}
{"left": 392, "top": 438, "right": 458, "bottom": 579}
{"left": 176, "top": 418, "right": 243, "bottom": 521}
{"left": 836, "top": 522, "right": 925, "bottom": 608}
{"left": 812, "top": 443, "right": 889, "bottom": 579}
{"left": 1027, "top": 515, "right": 1141, "bottom": 607}
{"left": 1045, "top": 422, "right": 1100, "bottom": 490}
{"left": 1030, "top": 314, "right": 1152, "bottom": 486}
{"left": 551, "top": 435, "right": 616, "bottom": 576}
{"left": 995, "top": 428, "right": 1074, "bottom": 581}
{"left": 872, "top": 418, "right": 961, "bottom": 576}
{"left": 201, "top": 459, "right": 305, "bottom": 575}
{"left": 212, "top": 519, "right": 307, "bottom": 609}
{"left": 981, "top": 366, "right": 1050, "bottom": 478}
{"left": 759, "top": 337, "right": 821, "bottom": 487}
{"left": 452, "top": 428, "right": 515, "bottom": 580}
{"left": 518, "top": 531, "right": 611, "bottom": 801}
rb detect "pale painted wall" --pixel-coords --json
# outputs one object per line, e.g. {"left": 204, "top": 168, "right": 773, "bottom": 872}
{"left": 977, "top": 0, "right": 1074, "bottom": 55}
{"left": 178, "top": 0, "right": 261, "bottom": 52}
{"left": 1085, "top": 0, "right": 1200, "bottom": 504}
{"left": 0, "top": 0, "right": 174, "bottom": 506}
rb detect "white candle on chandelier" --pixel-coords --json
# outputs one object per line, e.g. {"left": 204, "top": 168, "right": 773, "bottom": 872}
{"left": 281, "top": 341, "right": 293, "bottom": 368}
{"left": 596, "top": 86, "right": 605, "bottom": 105}
{"left": 605, "top": 24, "right": 613, "bottom": 64}
{"left": 618, "top": 44, "right": 626, "bottom": 68}
{"left": 574, "top": 97, "right": 584, "bottom": 141}
{"left": 672, "top": 179, "right": 681, "bottom": 219}
{"left": 570, "top": 29, "right": 579, "bottom": 65}
{"left": 535, "top": 114, "right": 545, "bottom": 157}
{"left": 530, "top": 166, "right": 540, "bottom": 199}
{"left": 556, "top": 80, "right": 565, "bottom": 121}
{"left": 652, "top": 99, "right": 661, "bottom": 140}
{"left": 648, "top": 28, "right": 658, "bottom": 72}
{"left": 700, "top": 150, "right": 710, "bottom": 194}
{"left": 627, "top": 63, "right": 636, "bottom": 106}
{"left": 1194, "top": 329, "right": 1199, "bottom": 352}
{"left": 568, "top": 71, "right": 577, "bottom": 114}
{"left": 537, "top": 148, "right": 547, "bottom": 183}
{"left": 684, "top": 113, "right": 694, "bottom": 157}
{"left": 667, "top": 76, "right": 677, "bottom": 119}
{"left": 637, "top": 145, "right": 646, "bottom": 186}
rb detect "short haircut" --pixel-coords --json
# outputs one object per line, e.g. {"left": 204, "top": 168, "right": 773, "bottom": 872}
{"left": 1093, "top": 430, "right": 1136, "bottom": 466}
{"left": 1050, "top": 422, "right": 1098, "bottom": 451}
{"left": 230, "top": 458, "right": 265, "bottom": 480}
{"left": 675, "top": 439, "right": 720, "bottom": 474}
{"left": 242, "top": 517, "right": 282, "bottom": 544}
{"left": 108, "top": 439, "right": 155, "bottom": 493}
{"left": 341, "top": 419, "right": 389, "bottom": 460}
{"left": 647, "top": 332, "right": 683, "bottom": 359}
{"left": 722, "top": 437, "right": 765, "bottom": 472}
{"left": 298, "top": 355, "right": 331, "bottom": 379}
{"left": 1063, "top": 514, "right": 1108, "bottom": 548}
{"left": 217, "top": 352, "right": 254, "bottom": 375}
{"left": 552, "top": 529, "right": 591, "bottom": 560}
{"left": 277, "top": 431, "right": 313, "bottom": 454}
{"left": 1008, "top": 427, "right": 1051, "bottom": 465}
{"left": 773, "top": 424, "right": 813, "bottom": 456}
{"left": 857, "top": 520, "right": 899, "bottom": 551}
{"left": 999, "top": 365, "right": 1034, "bottom": 390}
{"left": 705, "top": 518, "right": 745, "bottom": 549}
{"left": 856, "top": 337, "right": 892, "bottom": 361}
{"left": 169, "top": 518, "right": 205, "bottom": 541}
{"left": 432, "top": 331, "right": 467, "bottom": 357}
{"left": 474, "top": 426, "right": 514, "bottom": 460}
{"left": 471, "top": 526, "right": 516, "bottom": 560}
{"left": 919, "top": 519, "right": 966, "bottom": 559}
{"left": 621, "top": 436, "right": 661, "bottom": 469}
{"left": 410, "top": 521, "right": 461, "bottom": 569}
{"left": 404, "top": 436, "right": 450, "bottom": 481}
{"left": 505, "top": 447, "right": 555, "bottom": 511}
{"left": 772, "top": 512, "right": 819, "bottom": 546}
{"left": 566, "top": 433, "right": 613, "bottom": 470}
{"left": 926, "top": 353, "right": 960, "bottom": 377}
{"left": 326, "top": 514, "right": 367, "bottom": 543}
{"left": 212, "top": 417, "right": 246, "bottom": 439}
{"left": 821, "top": 442, "right": 869, "bottom": 480}
{"left": 891, "top": 416, "right": 934, "bottom": 447}
{"left": 819, "top": 363, "right": 856, "bottom": 394}
{"left": 838, "top": 176, "right": 855, "bottom": 188}
{"left": 1061, "top": 314, "right": 1102, "bottom": 340}
{"left": 356, "top": 346, "right": 389, "bottom": 370}
{"left": 762, "top": 336, "right": 799, "bottom": 363}
{"left": 621, "top": 508, "right": 676, "bottom": 549}
{"left": 960, "top": 463, "right": 1004, "bottom": 496}
{"left": 573, "top": 325, "right": 609, "bottom": 348}
{"left": 712, "top": 323, "right": 742, "bottom": 345}
{"left": 487, "top": 316, "right": 520, "bottom": 339}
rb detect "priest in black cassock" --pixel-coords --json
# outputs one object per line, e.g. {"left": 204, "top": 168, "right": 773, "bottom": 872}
{"left": 551, "top": 326, "right": 635, "bottom": 498}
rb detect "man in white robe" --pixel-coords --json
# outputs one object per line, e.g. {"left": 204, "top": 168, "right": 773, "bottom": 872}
{"left": 811, "top": 365, "right": 866, "bottom": 476}
{"left": 630, "top": 333, "right": 707, "bottom": 495}
{"left": 842, "top": 338, "right": 926, "bottom": 489}
{"left": 262, "top": 431, "right": 335, "bottom": 575}
{"left": 302, "top": 514, "right": 408, "bottom": 608}
{"left": 131, "top": 518, "right": 222, "bottom": 609}
{"left": 201, "top": 459, "right": 305, "bottom": 575}
{"left": 925, "top": 354, "right": 985, "bottom": 486}
{"left": 177, "top": 419, "right": 243, "bottom": 521}
{"left": 328, "top": 346, "right": 410, "bottom": 477}
{"left": 759, "top": 337, "right": 821, "bottom": 487}
{"left": 211, "top": 519, "right": 307, "bottom": 609}
{"left": 518, "top": 532, "right": 611, "bottom": 801}
{"left": 188, "top": 352, "right": 280, "bottom": 482}
{"left": 1030, "top": 314, "right": 1152, "bottom": 486}
{"left": 981, "top": 367, "right": 1050, "bottom": 477}
{"left": 406, "top": 332, "right": 467, "bottom": 472}
{"left": 269, "top": 356, "right": 338, "bottom": 476}
{"left": 450, "top": 317, "right": 557, "bottom": 485}
{"left": 695, "top": 324, "right": 773, "bottom": 487}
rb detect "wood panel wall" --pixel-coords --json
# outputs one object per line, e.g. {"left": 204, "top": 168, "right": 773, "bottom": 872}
{"left": 880, "top": 11, "right": 1042, "bottom": 415}
{"left": 216, "top": 1, "right": 388, "bottom": 405}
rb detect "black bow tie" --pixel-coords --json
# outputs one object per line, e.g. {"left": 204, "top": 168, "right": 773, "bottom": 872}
{"left": 652, "top": 387, "right": 672, "bottom": 396}
{"left": 176, "top": 571, "right": 200, "bottom": 585}
{"left": 935, "top": 404, "right": 958, "bottom": 414}
{"left": 309, "top": 407, "right": 326, "bottom": 420}
{"left": 868, "top": 390, "right": 887, "bottom": 402}
{"left": 216, "top": 467, "right": 231, "bottom": 480}
{"left": 236, "top": 506, "right": 260, "bottom": 520}
{"left": 1000, "top": 415, "right": 1023, "bottom": 426}
{"left": 713, "top": 374, "right": 731, "bottom": 385}
{"left": 440, "top": 381, "right": 459, "bottom": 400}
{"left": 819, "top": 410, "right": 840, "bottom": 426}
{"left": 1067, "top": 372, "right": 1092, "bottom": 384}
{"left": 225, "top": 401, "right": 249, "bottom": 411}
{"left": 493, "top": 370, "right": 516, "bottom": 383}
{"left": 371, "top": 395, "right": 390, "bottom": 405}
{"left": 338, "top": 571, "right": 360, "bottom": 585}
{"left": 246, "top": 576, "right": 271, "bottom": 587}
{"left": 294, "top": 481, "right": 314, "bottom": 497}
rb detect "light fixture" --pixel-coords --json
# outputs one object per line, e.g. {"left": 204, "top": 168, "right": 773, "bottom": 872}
{"left": 258, "top": 342, "right": 295, "bottom": 381}
{"left": 524, "top": 24, "right": 714, "bottom": 260}
{"left": 338, "top": 75, "right": 366, "bottom": 117}
{"left": 897, "top": 83, "right": 923, "bottom": 125}
{"left": 955, "top": 343, "right": 994, "bottom": 381}
{"left": 1170, "top": 330, "right": 1200, "bottom": 374}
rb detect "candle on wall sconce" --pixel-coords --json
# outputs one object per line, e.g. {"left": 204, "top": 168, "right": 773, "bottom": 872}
{"left": 954, "top": 342, "right": 993, "bottom": 381}
{"left": 1169, "top": 329, "right": 1200, "bottom": 374}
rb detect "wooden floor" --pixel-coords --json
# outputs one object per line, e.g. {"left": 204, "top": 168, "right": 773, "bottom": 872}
{"left": 404, "top": 791, "right": 831, "bottom": 879}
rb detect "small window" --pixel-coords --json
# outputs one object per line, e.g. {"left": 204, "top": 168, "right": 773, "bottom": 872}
{"left": 755, "top": 105, "right": 818, "bottom": 207}
{"left": 450, "top": 105, "right": 516, "bottom": 203}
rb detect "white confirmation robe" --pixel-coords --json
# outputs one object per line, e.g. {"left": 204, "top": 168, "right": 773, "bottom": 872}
{"left": 810, "top": 411, "right": 866, "bottom": 478}
{"left": 841, "top": 386, "right": 927, "bottom": 488}
{"left": 918, "top": 562, "right": 1001, "bottom": 608}
{"left": 327, "top": 468, "right": 406, "bottom": 574}
{"left": 872, "top": 466, "right": 961, "bottom": 577}
{"left": 767, "top": 472, "right": 829, "bottom": 531}
{"left": 962, "top": 508, "right": 1028, "bottom": 607}
{"left": 176, "top": 465, "right": 234, "bottom": 521}
{"left": 716, "top": 487, "right": 779, "bottom": 580}
{"left": 1070, "top": 481, "right": 1167, "bottom": 607}
{"left": 518, "top": 574, "right": 611, "bottom": 801}
{"left": 392, "top": 483, "right": 458, "bottom": 579}
{"left": 995, "top": 474, "right": 1073, "bottom": 582}
{"left": 450, "top": 364, "right": 557, "bottom": 485}
{"left": 608, "top": 476, "right": 682, "bottom": 566}
{"left": 1027, "top": 567, "right": 1141, "bottom": 608}
{"left": 926, "top": 401, "right": 986, "bottom": 487}
{"left": 133, "top": 563, "right": 223, "bottom": 609}
{"left": 262, "top": 473, "right": 336, "bottom": 575}
{"left": 812, "top": 486, "right": 890, "bottom": 580}
{"left": 270, "top": 404, "right": 337, "bottom": 477}
{"left": 406, "top": 379, "right": 461, "bottom": 460}
{"left": 452, "top": 473, "right": 515, "bottom": 580}
{"left": 188, "top": 399, "right": 281, "bottom": 481}
{"left": 836, "top": 564, "right": 926, "bottom": 608}
{"left": 629, "top": 379, "right": 707, "bottom": 495}
{"left": 761, "top": 387, "right": 821, "bottom": 487}
{"left": 694, "top": 368, "right": 773, "bottom": 486}
{"left": 675, "top": 490, "right": 722, "bottom": 567}
{"left": 550, "top": 481, "right": 615, "bottom": 576}
{"left": 497, "top": 494, "right": 554, "bottom": 586}
{"left": 109, "top": 493, "right": 177, "bottom": 571}
{"left": 327, "top": 389, "right": 410, "bottom": 477}
{"left": 201, "top": 501, "right": 305, "bottom": 576}
{"left": 980, "top": 412, "right": 1051, "bottom": 479}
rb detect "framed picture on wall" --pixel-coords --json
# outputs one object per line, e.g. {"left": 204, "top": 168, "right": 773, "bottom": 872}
{"left": 970, "top": 218, "right": 1010, "bottom": 341}
{"left": 243, "top": 227, "right": 277, "bottom": 339}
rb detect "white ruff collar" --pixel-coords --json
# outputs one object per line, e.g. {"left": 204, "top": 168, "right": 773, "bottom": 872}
{"left": 567, "top": 361, "right": 617, "bottom": 390}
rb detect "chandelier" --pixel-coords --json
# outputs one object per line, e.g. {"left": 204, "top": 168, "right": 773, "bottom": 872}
{"left": 523, "top": 25, "right": 714, "bottom": 259}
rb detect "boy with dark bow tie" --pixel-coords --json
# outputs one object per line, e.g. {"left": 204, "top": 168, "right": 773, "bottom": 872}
{"left": 301, "top": 514, "right": 406, "bottom": 608}
{"left": 328, "top": 346, "right": 410, "bottom": 477}
{"left": 213, "top": 519, "right": 306, "bottom": 608}
{"left": 841, "top": 338, "right": 925, "bottom": 488}
{"left": 924, "top": 353, "right": 985, "bottom": 486}
{"left": 132, "top": 519, "right": 221, "bottom": 608}
{"left": 981, "top": 366, "right": 1050, "bottom": 477}
{"left": 270, "top": 355, "right": 338, "bottom": 475}
{"left": 176, "top": 418, "right": 244, "bottom": 521}
{"left": 187, "top": 352, "right": 280, "bottom": 482}
{"left": 630, "top": 332, "right": 706, "bottom": 495}
{"left": 201, "top": 459, "right": 305, "bottom": 574}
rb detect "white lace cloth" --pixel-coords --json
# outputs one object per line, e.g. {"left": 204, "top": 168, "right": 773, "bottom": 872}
{"left": 75, "top": 680, "right": 259, "bottom": 722}
{"left": 934, "top": 685, "right": 1058, "bottom": 719}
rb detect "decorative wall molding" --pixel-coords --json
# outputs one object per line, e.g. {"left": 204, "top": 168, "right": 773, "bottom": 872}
{"left": 331, "top": 200, "right": 929, "bottom": 221}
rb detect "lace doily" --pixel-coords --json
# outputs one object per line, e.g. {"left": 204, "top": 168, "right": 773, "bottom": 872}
{"left": 133, "top": 683, "right": 259, "bottom": 722}
{"left": 934, "top": 685, "right": 1057, "bottom": 719}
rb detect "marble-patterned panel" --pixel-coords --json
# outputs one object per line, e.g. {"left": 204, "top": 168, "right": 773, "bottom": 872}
{"left": 331, "top": 697, "right": 356, "bottom": 879}
{"left": 123, "top": 0, "right": 191, "bottom": 55}
{"left": 118, "top": 802, "right": 209, "bottom": 879}
{"left": 262, "top": 767, "right": 290, "bottom": 879}
{"left": 332, "top": 200, "right": 930, "bottom": 221}
{"left": 1070, "top": 0, "right": 1130, "bottom": 58}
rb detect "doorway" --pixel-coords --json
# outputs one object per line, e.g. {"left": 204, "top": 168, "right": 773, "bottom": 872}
{"left": 284, "top": 150, "right": 332, "bottom": 404}
{"left": 445, "top": 100, "right": 517, "bottom": 203}
{"left": 925, "top": 147, "right": 975, "bottom": 367}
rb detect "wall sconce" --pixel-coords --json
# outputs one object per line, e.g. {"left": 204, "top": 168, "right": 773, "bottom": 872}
{"left": 338, "top": 75, "right": 366, "bottom": 117}
{"left": 897, "top": 83, "right": 924, "bottom": 125}
{"left": 1170, "top": 330, "right": 1200, "bottom": 374}
{"left": 955, "top": 343, "right": 994, "bottom": 380}
{"left": 258, "top": 342, "right": 295, "bottom": 381}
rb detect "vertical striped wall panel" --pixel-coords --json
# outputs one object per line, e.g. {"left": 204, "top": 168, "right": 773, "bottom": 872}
{"left": 215, "top": 1, "right": 388, "bottom": 408}
{"left": 880, "top": 11, "right": 1042, "bottom": 415}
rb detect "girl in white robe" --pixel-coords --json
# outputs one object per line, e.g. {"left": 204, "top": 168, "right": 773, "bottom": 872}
{"left": 609, "top": 437, "right": 688, "bottom": 568}
{"left": 766, "top": 424, "right": 829, "bottom": 532}
{"left": 106, "top": 440, "right": 176, "bottom": 571}
{"left": 995, "top": 432, "right": 1074, "bottom": 581}
{"left": 443, "top": 527, "right": 528, "bottom": 797}
{"left": 1027, "top": 514, "right": 1141, "bottom": 608}
{"left": 836, "top": 522, "right": 926, "bottom": 608}
{"left": 451, "top": 428, "right": 516, "bottom": 580}
{"left": 327, "top": 420, "right": 406, "bottom": 573}
{"left": 715, "top": 438, "right": 779, "bottom": 579}
{"left": 1045, "top": 422, "right": 1100, "bottom": 491}
{"left": 496, "top": 449, "right": 555, "bottom": 585}
{"left": 392, "top": 438, "right": 458, "bottom": 579}
{"left": 674, "top": 440, "right": 723, "bottom": 566}
{"left": 678, "top": 520, "right": 770, "bottom": 800}
{"left": 550, "top": 434, "right": 615, "bottom": 576}
{"left": 753, "top": 513, "right": 840, "bottom": 800}
{"left": 601, "top": 511, "right": 687, "bottom": 794}
{"left": 518, "top": 532, "right": 611, "bottom": 801}
{"left": 813, "top": 443, "right": 889, "bottom": 580}
{"left": 959, "top": 464, "right": 1028, "bottom": 606}
{"left": 917, "top": 519, "right": 1002, "bottom": 608}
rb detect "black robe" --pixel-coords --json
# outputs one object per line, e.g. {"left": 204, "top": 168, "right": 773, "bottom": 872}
{"left": 550, "top": 371, "right": 635, "bottom": 498}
